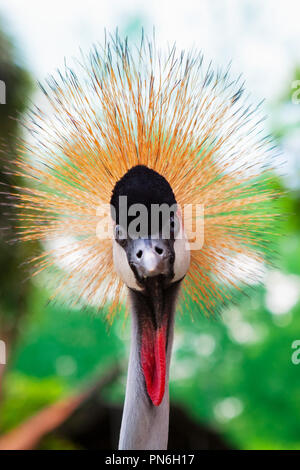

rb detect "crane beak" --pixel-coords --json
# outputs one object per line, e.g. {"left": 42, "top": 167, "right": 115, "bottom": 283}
{"left": 115, "top": 236, "right": 178, "bottom": 406}
{"left": 140, "top": 275, "right": 168, "bottom": 407}
{"left": 128, "top": 239, "right": 175, "bottom": 407}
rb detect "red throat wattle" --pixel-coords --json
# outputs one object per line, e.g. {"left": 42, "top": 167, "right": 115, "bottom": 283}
{"left": 140, "top": 318, "right": 167, "bottom": 406}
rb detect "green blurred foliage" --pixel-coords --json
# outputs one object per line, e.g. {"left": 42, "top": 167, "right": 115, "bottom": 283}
{"left": 172, "top": 284, "right": 300, "bottom": 449}
{"left": 1, "top": 373, "right": 67, "bottom": 432}
{"left": 0, "top": 23, "right": 32, "bottom": 139}
{"left": 271, "top": 67, "right": 300, "bottom": 141}
{"left": 0, "top": 22, "right": 33, "bottom": 346}
{"left": 281, "top": 66, "right": 300, "bottom": 105}
{"left": 10, "top": 287, "right": 125, "bottom": 384}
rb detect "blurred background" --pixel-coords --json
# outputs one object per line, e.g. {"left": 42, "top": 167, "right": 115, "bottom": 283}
{"left": 0, "top": 0, "right": 299, "bottom": 450}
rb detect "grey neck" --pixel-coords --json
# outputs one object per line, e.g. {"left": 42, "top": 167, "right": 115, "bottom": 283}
{"left": 118, "top": 283, "right": 180, "bottom": 450}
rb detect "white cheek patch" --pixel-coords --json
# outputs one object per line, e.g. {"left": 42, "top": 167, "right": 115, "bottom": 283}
{"left": 173, "top": 230, "right": 191, "bottom": 282}
{"left": 113, "top": 240, "right": 143, "bottom": 291}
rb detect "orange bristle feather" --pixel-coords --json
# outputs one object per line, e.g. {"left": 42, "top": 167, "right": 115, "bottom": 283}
{"left": 8, "top": 33, "right": 280, "bottom": 319}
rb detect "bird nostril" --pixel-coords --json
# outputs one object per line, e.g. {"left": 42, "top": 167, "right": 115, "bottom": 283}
{"left": 136, "top": 250, "right": 143, "bottom": 259}
{"left": 155, "top": 246, "right": 163, "bottom": 255}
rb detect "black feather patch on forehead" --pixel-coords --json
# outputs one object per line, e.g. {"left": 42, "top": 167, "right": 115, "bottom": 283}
{"left": 110, "top": 165, "right": 177, "bottom": 233}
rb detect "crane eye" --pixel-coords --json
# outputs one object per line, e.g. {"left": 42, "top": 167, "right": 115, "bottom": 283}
{"left": 170, "top": 214, "right": 180, "bottom": 239}
{"left": 115, "top": 224, "right": 127, "bottom": 247}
